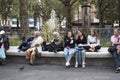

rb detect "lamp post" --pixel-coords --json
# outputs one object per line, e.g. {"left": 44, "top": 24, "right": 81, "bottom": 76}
{"left": 81, "top": 0, "right": 91, "bottom": 34}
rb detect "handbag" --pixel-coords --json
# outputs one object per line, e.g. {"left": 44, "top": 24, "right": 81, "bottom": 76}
{"left": 108, "top": 37, "right": 120, "bottom": 53}
{"left": 35, "top": 47, "right": 41, "bottom": 57}
{"left": 108, "top": 45, "right": 116, "bottom": 53}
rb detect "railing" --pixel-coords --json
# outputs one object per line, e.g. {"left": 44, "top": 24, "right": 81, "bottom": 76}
{"left": 5, "top": 28, "right": 115, "bottom": 46}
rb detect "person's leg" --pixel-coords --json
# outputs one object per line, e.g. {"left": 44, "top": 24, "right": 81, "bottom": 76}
{"left": 25, "top": 49, "right": 32, "bottom": 60}
{"left": 30, "top": 50, "right": 36, "bottom": 64}
{"left": 68, "top": 48, "right": 75, "bottom": 62}
{"left": 75, "top": 47, "right": 79, "bottom": 67}
{"left": 94, "top": 46, "right": 101, "bottom": 52}
{"left": 21, "top": 44, "right": 31, "bottom": 51}
{"left": 18, "top": 41, "right": 28, "bottom": 49}
{"left": 64, "top": 48, "right": 69, "bottom": 62}
{"left": 81, "top": 50, "right": 86, "bottom": 68}
{"left": 111, "top": 51, "right": 120, "bottom": 67}
{"left": 111, "top": 51, "right": 120, "bottom": 73}
{"left": 86, "top": 46, "right": 91, "bottom": 51}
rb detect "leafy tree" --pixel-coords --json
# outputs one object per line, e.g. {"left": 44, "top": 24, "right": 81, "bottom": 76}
{"left": 92, "top": 0, "right": 118, "bottom": 27}
{"left": 59, "top": 0, "right": 78, "bottom": 29}
{"left": 0, "top": 0, "right": 13, "bottom": 25}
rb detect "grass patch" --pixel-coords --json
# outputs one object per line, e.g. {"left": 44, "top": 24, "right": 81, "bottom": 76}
{"left": 9, "top": 38, "right": 21, "bottom": 46}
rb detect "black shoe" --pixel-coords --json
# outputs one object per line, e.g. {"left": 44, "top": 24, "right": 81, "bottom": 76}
{"left": 18, "top": 50, "right": 21, "bottom": 52}
{"left": 29, "top": 63, "right": 34, "bottom": 66}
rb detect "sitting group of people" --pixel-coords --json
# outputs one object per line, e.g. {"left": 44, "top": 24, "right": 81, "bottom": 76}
{"left": 64, "top": 28, "right": 101, "bottom": 68}
{"left": 18, "top": 28, "right": 101, "bottom": 67}
{"left": 17, "top": 28, "right": 120, "bottom": 73}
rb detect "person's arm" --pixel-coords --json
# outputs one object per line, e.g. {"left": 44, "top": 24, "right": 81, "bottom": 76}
{"left": 2, "top": 35, "right": 8, "bottom": 43}
{"left": 110, "top": 36, "right": 120, "bottom": 45}
{"left": 87, "top": 35, "right": 90, "bottom": 46}
{"left": 64, "top": 38, "right": 68, "bottom": 47}
{"left": 75, "top": 37, "right": 79, "bottom": 44}
{"left": 93, "top": 38, "right": 100, "bottom": 46}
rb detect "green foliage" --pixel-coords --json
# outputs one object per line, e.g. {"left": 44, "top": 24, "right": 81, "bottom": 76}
{"left": 9, "top": 38, "right": 21, "bottom": 46}
{"left": 41, "top": 23, "right": 53, "bottom": 42}
{"left": 92, "top": 0, "right": 118, "bottom": 23}
{"left": 101, "top": 41, "right": 111, "bottom": 47}
{"left": 0, "top": 0, "right": 13, "bottom": 20}
{"left": 10, "top": 0, "right": 19, "bottom": 18}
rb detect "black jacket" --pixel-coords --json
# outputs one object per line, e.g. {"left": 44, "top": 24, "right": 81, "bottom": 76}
{"left": 75, "top": 35, "right": 87, "bottom": 45}
{"left": 64, "top": 37, "right": 75, "bottom": 48}
{"left": 1, "top": 34, "right": 10, "bottom": 50}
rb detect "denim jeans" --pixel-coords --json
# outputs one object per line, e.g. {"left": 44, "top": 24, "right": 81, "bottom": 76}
{"left": 75, "top": 46, "right": 85, "bottom": 64}
{"left": 64, "top": 47, "right": 75, "bottom": 62}
{"left": 111, "top": 51, "right": 120, "bottom": 67}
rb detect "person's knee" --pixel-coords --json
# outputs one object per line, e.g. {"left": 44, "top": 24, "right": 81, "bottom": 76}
{"left": 31, "top": 52, "right": 36, "bottom": 57}
{"left": 64, "top": 48, "right": 69, "bottom": 54}
{"left": 82, "top": 50, "right": 85, "bottom": 53}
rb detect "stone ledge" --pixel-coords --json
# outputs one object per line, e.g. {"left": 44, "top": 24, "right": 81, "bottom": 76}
{"left": 6, "top": 46, "right": 112, "bottom": 58}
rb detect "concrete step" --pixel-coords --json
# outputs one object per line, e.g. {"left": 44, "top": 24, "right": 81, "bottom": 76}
{"left": 6, "top": 55, "right": 114, "bottom": 67}
{"left": 6, "top": 46, "right": 114, "bottom": 67}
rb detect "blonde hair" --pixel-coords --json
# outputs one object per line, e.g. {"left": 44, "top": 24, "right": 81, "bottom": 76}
{"left": 34, "top": 31, "right": 41, "bottom": 37}
{"left": 53, "top": 31, "right": 60, "bottom": 38}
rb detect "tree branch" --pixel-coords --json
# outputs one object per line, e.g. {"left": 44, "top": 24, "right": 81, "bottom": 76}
{"left": 59, "top": 0, "right": 66, "bottom": 4}
{"left": 101, "top": 1, "right": 111, "bottom": 13}
{"left": 70, "top": 0, "right": 77, "bottom": 6}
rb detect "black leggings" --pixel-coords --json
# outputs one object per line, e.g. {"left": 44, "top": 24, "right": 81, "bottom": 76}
{"left": 85, "top": 45, "right": 101, "bottom": 52}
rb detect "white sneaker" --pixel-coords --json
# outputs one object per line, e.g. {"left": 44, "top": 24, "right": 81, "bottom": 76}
{"left": 66, "top": 62, "right": 70, "bottom": 67}
{"left": 75, "top": 62, "right": 79, "bottom": 68}
{"left": 82, "top": 64, "right": 85, "bottom": 68}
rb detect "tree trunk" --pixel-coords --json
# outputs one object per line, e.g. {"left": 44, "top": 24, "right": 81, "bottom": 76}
{"left": 65, "top": 4, "right": 72, "bottom": 30}
{"left": 98, "top": 0, "right": 104, "bottom": 28}
{"left": 19, "top": 0, "right": 29, "bottom": 39}
{"left": 99, "top": 13, "right": 104, "bottom": 28}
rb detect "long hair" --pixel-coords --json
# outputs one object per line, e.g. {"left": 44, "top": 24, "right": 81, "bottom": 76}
{"left": 90, "top": 28, "right": 99, "bottom": 39}
{"left": 76, "top": 28, "right": 86, "bottom": 37}
{"left": 65, "top": 31, "right": 74, "bottom": 39}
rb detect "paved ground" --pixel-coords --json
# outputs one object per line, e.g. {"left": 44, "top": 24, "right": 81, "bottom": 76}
{"left": 0, "top": 63, "right": 120, "bottom": 80}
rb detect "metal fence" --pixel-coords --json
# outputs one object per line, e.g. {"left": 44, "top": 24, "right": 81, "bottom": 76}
{"left": 6, "top": 28, "right": 115, "bottom": 46}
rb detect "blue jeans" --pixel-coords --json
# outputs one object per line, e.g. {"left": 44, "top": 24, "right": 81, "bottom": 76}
{"left": 111, "top": 51, "right": 120, "bottom": 67}
{"left": 75, "top": 46, "right": 85, "bottom": 64}
{"left": 64, "top": 47, "right": 75, "bottom": 62}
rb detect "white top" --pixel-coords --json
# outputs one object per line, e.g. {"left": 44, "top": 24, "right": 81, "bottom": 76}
{"left": 31, "top": 36, "right": 43, "bottom": 47}
{"left": 87, "top": 35, "right": 100, "bottom": 46}
{"left": 31, "top": 36, "right": 44, "bottom": 53}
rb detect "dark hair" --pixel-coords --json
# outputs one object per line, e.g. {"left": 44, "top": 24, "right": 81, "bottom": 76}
{"left": 22, "top": 37, "right": 26, "bottom": 41}
{"left": 65, "top": 31, "right": 74, "bottom": 39}
{"left": 76, "top": 29, "right": 86, "bottom": 37}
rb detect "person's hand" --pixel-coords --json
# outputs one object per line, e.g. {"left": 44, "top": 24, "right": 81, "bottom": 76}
{"left": 30, "top": 46, "right": 34, "bottom": 48}
{"left": 90, "top": 45, "right": 95, "bottom": 48}
{"left": 46, "top": 43, "right": 50, "bottom": 45}
{"left": 113, "top": 42, "right": 120, "bottom": 45}
{"left": 67, "top": 46, "right": 70, "bottom": 49}
{"left": 76, "top": 35, "right": 79, "bottom": 39}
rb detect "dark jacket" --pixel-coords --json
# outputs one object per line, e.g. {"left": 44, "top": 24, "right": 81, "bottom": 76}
{"left": 64, "top": 37, "right": 75, "bottom": 48}
{"left": 2, "top": 34, "right": 10, "bottom": 50}
{"left": 75, "top": 35, "right": 87, "bottom": 45}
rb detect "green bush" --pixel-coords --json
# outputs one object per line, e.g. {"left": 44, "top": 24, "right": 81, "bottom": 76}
{"left": 101, "top": 42, "right": 111, "bottom": 47}
{"left": 9, "top": 38, "right": 21, "bottom": 46}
